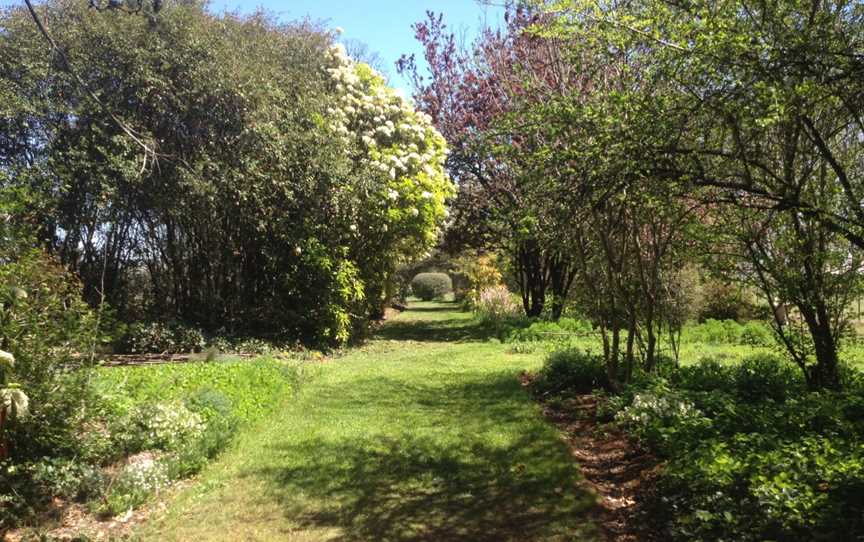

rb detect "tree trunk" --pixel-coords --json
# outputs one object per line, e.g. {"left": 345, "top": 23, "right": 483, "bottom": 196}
{"left": 515, "top": 240, "right": 547, "bottom": 318}
{"left": 803, "top": 310, "right": 841, "bottom": 390}
{"left": 624, "top": 316, "right": 636, "bottom": 383}
{"left": 0, "top": 407, "right": 7, "bottom": 460}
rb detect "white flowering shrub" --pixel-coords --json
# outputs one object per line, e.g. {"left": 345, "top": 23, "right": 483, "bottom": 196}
{"left": 615, "top": 387, "right": 711, "bottom": 453}
{"left": 324, "top": 44, "right": 454, "bottom": 256}
{"left": 104, "top": 455, "right": 171, "bottom": 515}
{"left": 120, "top": 402, "right": 205, "bottom": 454}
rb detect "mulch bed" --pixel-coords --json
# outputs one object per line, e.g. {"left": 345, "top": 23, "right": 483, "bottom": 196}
{"left": 521, "top": 373, "right": 663, "bottom": 542}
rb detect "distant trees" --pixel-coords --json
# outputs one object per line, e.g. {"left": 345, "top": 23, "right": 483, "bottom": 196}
{"left": 0, "top": 1, "right": 452, "bottom": 345}
{"left": 406, "top": 1, "right": 864, "bottom": 390}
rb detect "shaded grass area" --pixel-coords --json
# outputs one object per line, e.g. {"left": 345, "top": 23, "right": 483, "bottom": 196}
{"left": 136, "top": 302, "right": 599, "bottom": 541}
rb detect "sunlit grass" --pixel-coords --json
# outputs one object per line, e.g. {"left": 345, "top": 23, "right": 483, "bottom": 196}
{"left": 135, "top": 301, "right": 600, "bottom": 541}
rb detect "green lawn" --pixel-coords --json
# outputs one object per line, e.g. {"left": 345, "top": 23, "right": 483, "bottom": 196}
{"left": 135, "top": 301, "right": 599, "bottom": 541}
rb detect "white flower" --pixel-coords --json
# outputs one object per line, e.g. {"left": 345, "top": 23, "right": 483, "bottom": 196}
{"left": 349, "top": 224, "right": 358, "bottom": 232}
{"left": 0, "top": 388, "right": 28, "bottom": 419}
{"left": 410, "top": 208, "right": 419, "bottom": 217}
{"left": 294, "top": 246, "right": 302, "bottom": 256}
{"left": 0, "top": 350, "right": 14, "bottom": 367}
{"left": 387, "top": 189, "right": 399, "bottom": 201}
{"left": 421, "top": 191, "right": 433, "bottom": 199}
{"left": 382, "top": 224, "right": 389, "bottom": 232}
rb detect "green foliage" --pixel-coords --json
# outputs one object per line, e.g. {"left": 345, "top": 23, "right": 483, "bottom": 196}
{"left": 452, "top": 253, "right": 504, "bottom": 306}
{"left": 507, "top": 317, "right": 593, "bottom": 343}
{"left": 614, "top": 382, "right": 712, "bottom": 455}
{"left": 573, "top": 356, "right": 864, "bottom": 540}
{"left": 121, "top": 322, "right": 206, "bottom": 354}
{"left": 102, "top": 456, "right": 171, "bottom": 516}
{"left": 0, "top": 1, "right": 453, "bottom": 348}
{"left": 31, "top": 458, "right": 105, "bottom": 502}
{"left": 734, "top": 354, "right": 803, "bottom": 403}
{"left": 683, "top": 319, "right": 773, "bottom": 347}
{"left": 532, "top": 348, "right": 609, "bottom": 396}
{"left": 410, "top": 273, "right": 452, "bottom": 301}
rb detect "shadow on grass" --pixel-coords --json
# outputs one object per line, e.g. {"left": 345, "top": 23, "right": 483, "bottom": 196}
{"left": 375, "top": 304, "right": 500, "bottom": 343}
{"left": 243, "top": 373, "right": 599, "bottom": 541}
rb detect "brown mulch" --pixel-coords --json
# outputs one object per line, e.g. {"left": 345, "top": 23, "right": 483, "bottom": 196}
{"left": 521, "top": 374, "right": 663, "bottom": 542}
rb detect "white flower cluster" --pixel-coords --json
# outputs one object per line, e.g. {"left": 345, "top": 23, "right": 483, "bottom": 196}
{"left": 616, "top": 392, "right": 701, "bottom": 427}
{"left": 0, "top": 350, "right": 14, "bottom": 368}
{"left": 118, "top": 455, "right": 170, "bottom": 495}
{"left": 325, "top": 42, "right": 452, "bottom": 228}
{"left": 138, "top": 402, "right": 205, "bottom": 451}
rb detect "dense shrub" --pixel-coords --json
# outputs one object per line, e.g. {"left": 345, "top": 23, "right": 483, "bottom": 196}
{"left": 684, "top": 318, "right": 774, "bottom": 346}
{"left": 452, "top": 253, "right": 504, "bottom": 306}
{"left": 734, "top": 354, "right": 803, "bottom": 402}
{"left": 673, "top": 358, "right": 736, "bottom": 392}
{"left": 740, "top": 321, "right": 774, "bottom": 346}
{"left": 532, "top": 349, "right": 609, "bottom": 395}
{"left": 0, "top": 217, "right": 112, "bottom": 528}
{"left": 410, "top": 273, "right": 453, "bottom": 301}
{"left": 121, "top": 322, "right": 206, "bottom": 354}
{"left": 615, "top": 383, "right": 712, "bottom": 454}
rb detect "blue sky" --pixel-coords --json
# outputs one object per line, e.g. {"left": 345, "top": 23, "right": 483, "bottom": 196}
{"left": 208, "top": 0, "right": 505, "bottom": 91}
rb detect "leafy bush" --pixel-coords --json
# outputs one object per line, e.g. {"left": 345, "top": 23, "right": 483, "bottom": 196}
{"left": 121, "top": 322, "right": 206, "bottom": 354}
{"left": 532, "top": 348, "right": 609, "bottom": 395}
{"left": 734, "top": 354, "right": 803, "bottom": 402}
{"left": 410, "top": 272, "right": 453, "bottom": 301}
{"left": 683, "top": 318, "right": 775, "bottom": 347}
{"left": 615, "top": 384, "right": 712, "bottom": 454}
{"left": 32, "top": 458, "right": 105, "bottom": 501}
{"left": 673, "top": 357, "right": 736, "bottom": 393}
{"left": 740, "top": 321, "right": 774, "bottom": 346}
{"left": 577, "top": 356, "right": 863, "bottom": 540}
{"left": 452, "top": 253, "right": 504, "bottom": 306}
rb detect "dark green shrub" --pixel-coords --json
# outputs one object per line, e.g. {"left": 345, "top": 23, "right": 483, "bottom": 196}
{"left": 674, "top": 358, "right": 736, "bottom": 392}
{"left": 410, "top": 272, "right": 453, "bottom": 301}
{"left": 532, "top": 348, "right": 609, "bottom": 395}
{"left": 734, "top": 354, "right": 803, "bottom": 402}
{"left": 31, "top": 458, "right": 105, "bottom": 501}
{"left": 121, "top": 322, "right": 206, "bottom": 354}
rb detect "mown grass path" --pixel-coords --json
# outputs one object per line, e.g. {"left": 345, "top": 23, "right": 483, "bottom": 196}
{"left": 136, "top": 302, "right": 599, "bottom": 541}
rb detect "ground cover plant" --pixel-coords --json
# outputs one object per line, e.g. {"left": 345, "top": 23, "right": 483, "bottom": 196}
{"left": 4, "top": 356, "right": 305, "bottom": 534}
{"left": 531, "top": 346, "right": 864, "bottom": 541}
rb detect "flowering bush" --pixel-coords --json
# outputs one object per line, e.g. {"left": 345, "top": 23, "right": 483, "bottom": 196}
{"left": 474, "top": 286, "right": 522, "bottom": 324}
{"left": 325, "top": 43, "right": 454, "bottom": 254}
{"left": 615, "top": 385, "right": 711, "bottom": 453}
{"left": 103, "top": 454, "right": 171, "bottom": 515}
{"left": 116, "top": 402, "right": 205, "bottom": 454}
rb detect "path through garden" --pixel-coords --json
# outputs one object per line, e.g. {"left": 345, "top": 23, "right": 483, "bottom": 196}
{"left": 133, "top": 301, "right": 614, "bottom": 541}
